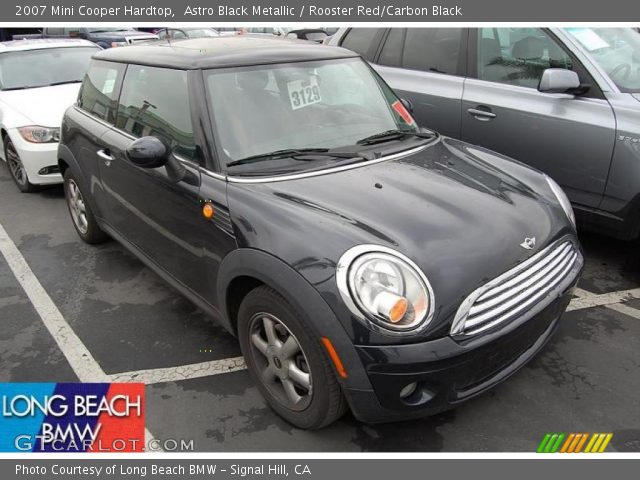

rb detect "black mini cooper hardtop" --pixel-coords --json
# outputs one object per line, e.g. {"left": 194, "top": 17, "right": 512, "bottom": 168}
{"left": 59, "top": 37, "right": 583, "bottom": 428}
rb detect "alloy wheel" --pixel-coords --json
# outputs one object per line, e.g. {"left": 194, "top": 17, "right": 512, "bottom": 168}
{"left": 67, "top": 179, "right": 89, "bottom": 235}
{"left": 6, "top": 142, "right": 27, "bottom": 186}
{"left": 248, "top": 312, "right": 313, "bottom": 411}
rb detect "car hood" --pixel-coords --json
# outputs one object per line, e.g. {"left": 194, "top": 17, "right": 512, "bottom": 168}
{"left": 0, "top": 83, "right": 81, "bottom": 127}
{"left": 633, "top": 93, "right": 640, "bottom": 102}
{"left": 228, "top": 136, "right": 574, "bottom": 341}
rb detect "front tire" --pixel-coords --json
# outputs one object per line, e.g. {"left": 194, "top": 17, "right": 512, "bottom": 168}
{"left": 238, "top": 285, "right": 347, "bottom": 429}
{"left": 4, "top": 138, "right": 37, "bottom": 193}
{"left": 63, "top": 169, "right": 108, "bottom": 244}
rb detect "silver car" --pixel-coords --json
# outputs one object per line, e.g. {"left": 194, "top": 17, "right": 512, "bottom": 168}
{"left": 328, "top": 28, "right": 640, "bottom": 239}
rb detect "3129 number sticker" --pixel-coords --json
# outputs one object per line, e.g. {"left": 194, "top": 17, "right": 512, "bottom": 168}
{"left": 287, "top": 77, "right": 321, "bottom": 110}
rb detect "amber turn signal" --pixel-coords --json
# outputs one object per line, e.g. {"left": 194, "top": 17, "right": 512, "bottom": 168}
{"left": 388, "top": 297, "right": 409, "bottom": 323}
{"left": 320, "top": 337, "right": 348, "bottom": 379}
{"left": 202, "top": 202, "right": 215, "bottom": 219}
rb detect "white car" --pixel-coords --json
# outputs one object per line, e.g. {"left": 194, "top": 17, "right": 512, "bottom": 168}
{"left": 0, "top": 39, "right": 99, "bottom": 192}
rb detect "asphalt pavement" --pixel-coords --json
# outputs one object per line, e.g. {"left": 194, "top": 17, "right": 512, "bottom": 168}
{"left": 1, "top": 165, "right": 639, "bottom": 452}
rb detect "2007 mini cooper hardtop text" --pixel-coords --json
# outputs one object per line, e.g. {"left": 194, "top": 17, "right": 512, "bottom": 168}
{"left": 58, "top": 37, "right": 583, "bottom": 428}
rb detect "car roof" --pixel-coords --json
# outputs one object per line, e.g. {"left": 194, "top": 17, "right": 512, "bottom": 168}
{"left": 92, "top": 36, "right": 358, "bottom": 70}
{"left": 0, "top": 38, "right": 97, "bottom": 52}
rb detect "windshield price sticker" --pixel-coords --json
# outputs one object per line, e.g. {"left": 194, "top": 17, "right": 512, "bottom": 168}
{"left": 287, "top": 77, "right": 321, "bottom": 110}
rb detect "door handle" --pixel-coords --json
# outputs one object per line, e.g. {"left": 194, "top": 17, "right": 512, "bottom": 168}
{"left": 97, "top": 149, "right": 114, "bottom": 165}
{"left": 467, "top": 108, "right": 497, "bottom": 120}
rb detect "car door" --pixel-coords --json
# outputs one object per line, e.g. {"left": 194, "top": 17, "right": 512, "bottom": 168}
{"left": 461, "top": 28, "right": 617, "bottom": 208}
{"left": 71, "top": 60, "right": 127, "bottom": 215}
{"left": 372, "top": 28, "right": 467, "bottom": 137}
{"left": 97, "top": 65, "right": 216, "bottom": 303}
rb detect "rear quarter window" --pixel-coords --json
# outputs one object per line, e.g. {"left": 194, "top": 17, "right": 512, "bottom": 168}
{"left": 77, "top": 60, "right": 125, "bottom": 124}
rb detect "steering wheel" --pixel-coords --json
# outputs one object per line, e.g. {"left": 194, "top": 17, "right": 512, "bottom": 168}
{"left": 609, "top": 63, "right": 631, "bottom": 81}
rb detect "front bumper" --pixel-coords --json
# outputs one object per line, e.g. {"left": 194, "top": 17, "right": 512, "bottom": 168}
{"left": 344, "top": 284, "right": 576, "bottom": 424}
{"left": 5, "top": 130, "right": 62, "bottom": 185}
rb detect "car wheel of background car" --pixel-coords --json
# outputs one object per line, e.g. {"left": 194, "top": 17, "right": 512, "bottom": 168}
{"left": 63, "top": 169, "right": 108, "bottom": 244}
{"left": 4, "top": 138, "right": 37, "bottom": 193}
{"left": 238, "top": 285, "right": 347, "bottom": 429}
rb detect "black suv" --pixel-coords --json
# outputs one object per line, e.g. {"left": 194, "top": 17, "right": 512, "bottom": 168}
{"left": 59, "top": 37, "right": 583, "bottom": 428}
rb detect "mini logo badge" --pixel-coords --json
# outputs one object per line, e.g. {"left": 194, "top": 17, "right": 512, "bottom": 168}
{"left": 520, "top": 237, "right": 536, "bottom": 250}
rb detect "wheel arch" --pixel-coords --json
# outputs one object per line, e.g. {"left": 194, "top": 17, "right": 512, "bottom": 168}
{"left": 58, "top": 144, "right": 104, "bottom": 220}
{"left": 216, "top": 248, "right": 371, "bottom": 390}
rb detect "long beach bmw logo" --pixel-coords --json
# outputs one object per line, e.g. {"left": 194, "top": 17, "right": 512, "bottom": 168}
{"left": 520, "top": 237, "right": 536, "bottom": 250}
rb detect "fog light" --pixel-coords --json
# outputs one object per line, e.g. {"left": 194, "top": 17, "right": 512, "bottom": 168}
{"left": 38, "top": 166, "right": 60, "bottom": 175}
{"left": 399, "top": 382, "right": 418, "bottom": 399}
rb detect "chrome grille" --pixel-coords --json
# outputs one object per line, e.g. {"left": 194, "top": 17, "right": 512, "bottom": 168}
{"left": 452, "top": 240, "right": 581, "bottom": 337}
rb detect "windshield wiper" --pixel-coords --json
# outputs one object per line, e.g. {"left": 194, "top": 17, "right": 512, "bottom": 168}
{"left": 356, "top": 129, "right": 435, "bottom": 146}
{"left": 227, "top": 148, "right": 362, "bottom": 167}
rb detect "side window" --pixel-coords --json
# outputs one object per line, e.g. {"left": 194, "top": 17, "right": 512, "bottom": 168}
{"left": 401, "top": 28, "right": 464, "bottom": 75}
{"left": 116, "top": 66, "right": 196, "bottom": 160}
{"left": 340, "top": 28, "right": 381, "bottom": 61}
{"left": 378, "top": 29, "right": 405, "bottom": 67}
{"left": 77, "top": 60, "right": 125, "bottom": 124}
{"left": 172, "top": 30, "right": 187, "bottom": 39}
{"left": 477, "top": 28, "right": 574, "bottom": 88}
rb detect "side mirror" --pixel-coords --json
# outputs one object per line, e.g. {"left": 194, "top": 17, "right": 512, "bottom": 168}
{"left": 400, "top": 98, "right": 414, "bottom": 114}
{"left": 538, "top": 69, "right": 581, "bottom": 94}
{"left": 126, "top": 136, "right": 168, "bottom": 169}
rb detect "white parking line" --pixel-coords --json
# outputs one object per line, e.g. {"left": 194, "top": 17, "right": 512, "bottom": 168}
{"left": 110, "top": 357, "right": 246, "bottom": 384}
{"left": 566, "top": 288, "right": 640, "bottom": 311}
{"left": 607, "top": 302, "right": 640, "bottom": 320}
{"left": 0, "top": 223, "right": 158, "bottom": 446}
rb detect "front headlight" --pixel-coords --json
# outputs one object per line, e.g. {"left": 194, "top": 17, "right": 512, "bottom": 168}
{"left": 545, "top": 175, "right": 576, "bottom": 229}
{"left": 18, "top": 126, "right": 60, "bottom": 143}
{"left": 336, "top": 245, "right": 435, "bottom": 335}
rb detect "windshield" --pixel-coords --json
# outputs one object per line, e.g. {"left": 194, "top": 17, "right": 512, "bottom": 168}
{"left": 566, "top": 27, "right": 640, "bottom": 93}
{"left": 0, "top": 47, "right": 98, "bottom": 91}
{"left": 205, "top": 57, "right": 419, "bottom": 172}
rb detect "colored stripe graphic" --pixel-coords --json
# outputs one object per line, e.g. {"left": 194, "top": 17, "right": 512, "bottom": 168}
{"left": 584, "top": 433, "right": 613, "bottom": 453}
{"left": 537, "top": 433, "right": 565, "bottom": 453}
{"left": 538, "top": 433, "right": 613, "bottom": 453}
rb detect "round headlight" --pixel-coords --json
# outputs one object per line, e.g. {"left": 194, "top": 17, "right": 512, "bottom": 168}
{"left": 336, "top": 245, "right": 435, "bottom": 335}
{"left": 545, "top": 175, "right": 575, "bottom": 229}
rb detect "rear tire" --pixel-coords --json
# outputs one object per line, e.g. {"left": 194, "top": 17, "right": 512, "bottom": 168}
{"left": 238, "top": 285, "right": 347, "bottom": 429}
{"left": 63, "top": 169, "right": 108, "bottom": 244}
{"left": 4, "top": 138, "right": 38, "bottom": 193}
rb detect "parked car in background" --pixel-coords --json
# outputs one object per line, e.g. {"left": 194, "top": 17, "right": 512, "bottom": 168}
{"left": 215, "top": 27, "right": 244, "bottom": 36}
{"left": 0, "top": 39, "right": 100, "bottom": 192}
{"left": 157, "top": 28, "right": 219, "bottom": 40}
{"left": 0, "top": 28, "right": 42, "bottom": 41}
{"left": 329, "top": 27, "right": 640, "bottom": 240}
{"left": 59, "top": 37, "right": 582, "bottom": 428}
{"left": 286, "top": 29, "right": 329, "bottom": 43}
{"left": 245, "top": 27, "right": 291, "bottom": 37}
{"left": 42, "top": 27, "right": 157, "bottom": 48}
